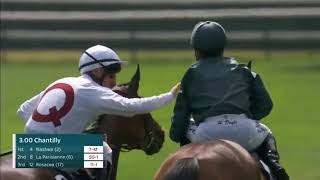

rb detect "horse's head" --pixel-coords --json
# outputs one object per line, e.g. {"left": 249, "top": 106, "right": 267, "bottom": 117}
{"left": 89, "top": 65, "right": 165, "bottom": 155}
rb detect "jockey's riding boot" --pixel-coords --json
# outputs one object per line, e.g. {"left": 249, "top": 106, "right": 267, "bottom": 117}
{"left": 71, "top": 169, "right": 94, "bottom": 180}
{"left": 94, "top": 161, "right": 112, "bottom": 180}
{"left": 93, "top": 169, "right": 107, "bottom": 180}
{"left": 256, "top": 134, "right": 289, "bottom": 180}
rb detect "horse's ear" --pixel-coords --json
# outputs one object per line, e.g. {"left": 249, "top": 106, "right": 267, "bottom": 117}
{"left": 247, "top": 61, "right": 252, "bottom": 70}
{"left": 128, "top": 64, "right": 140, "bottom": 94}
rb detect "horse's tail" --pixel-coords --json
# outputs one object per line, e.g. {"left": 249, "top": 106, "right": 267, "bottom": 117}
{"left": 0, "top": 151, "right": 12, "bottom": 157}
{"left": 164, "top": 157, "right": 200, "bottom": 180}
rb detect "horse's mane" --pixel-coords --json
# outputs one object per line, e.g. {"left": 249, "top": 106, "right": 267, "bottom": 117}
{"left": 113, "top": 83, "right": 129, "bottom": 90}
{"left": 0, "top": 151, "right": 12, "bottom": 157}
{"left": 111, "top": 83, "right": 131, "bottom": 97}
{"left": 164, "top": 157, "right": 200, "bottom": 180}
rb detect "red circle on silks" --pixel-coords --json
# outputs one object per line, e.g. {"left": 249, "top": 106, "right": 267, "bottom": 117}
{"left": 32, "top": 83, "right": 74, "bottom": 127}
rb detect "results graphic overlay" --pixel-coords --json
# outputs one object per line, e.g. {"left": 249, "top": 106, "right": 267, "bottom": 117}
{"left": 13, "top": 134, "right": 104, "bottom": 168}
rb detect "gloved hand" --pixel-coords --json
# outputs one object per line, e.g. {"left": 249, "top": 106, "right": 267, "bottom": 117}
{"left": 170, "top": 83, "right": 181, "bottom": 97}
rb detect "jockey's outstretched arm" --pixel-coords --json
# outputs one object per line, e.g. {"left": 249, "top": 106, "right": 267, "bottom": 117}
{"left": 93, "top": 87, "right": 175, "bottom": 117}
{"left": 17, "top": 91, "right": 43, "bottom": 123}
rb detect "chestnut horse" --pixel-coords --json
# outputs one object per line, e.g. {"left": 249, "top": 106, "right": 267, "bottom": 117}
{"left": 154, "top": 140, "right": 268, "bottom": 180}
{"left": 0, "top": 65, "right": 165, "bottom": 180}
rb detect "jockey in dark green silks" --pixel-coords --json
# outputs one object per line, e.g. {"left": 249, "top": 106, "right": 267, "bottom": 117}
{"left": 169, "top": 21, "right": 289, "bottom": 180}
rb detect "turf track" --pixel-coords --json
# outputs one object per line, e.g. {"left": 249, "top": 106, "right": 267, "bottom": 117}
{"left": 1, "top": 50, "right": 319, "bottom": 180}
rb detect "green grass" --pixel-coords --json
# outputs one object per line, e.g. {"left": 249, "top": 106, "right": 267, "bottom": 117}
{"left": 1, "top": 50, "right": 320, "bottom": 180}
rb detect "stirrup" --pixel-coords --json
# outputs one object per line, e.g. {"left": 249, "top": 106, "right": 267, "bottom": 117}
{"left": 273, "top": 168, "right": 289, "bottom": 180}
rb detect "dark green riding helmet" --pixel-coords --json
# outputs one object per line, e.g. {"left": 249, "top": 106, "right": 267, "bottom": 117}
{"left": 190, "top": 21, "right": 226, "bottom": 51}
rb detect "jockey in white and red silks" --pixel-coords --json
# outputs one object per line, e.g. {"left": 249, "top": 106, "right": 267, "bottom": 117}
{"left": 18, "top": 45, "right": 180, "bottom": 179}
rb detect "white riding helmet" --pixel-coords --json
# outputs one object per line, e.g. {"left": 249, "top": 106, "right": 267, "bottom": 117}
{"left": 79, "top": 45, "right": 126, "bottom": 75}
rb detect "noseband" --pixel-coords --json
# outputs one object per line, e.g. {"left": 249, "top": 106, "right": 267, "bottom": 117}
{"left": 120, "top": 115, "right": 155, "bottom": 152}
{"left": 112, "top": 87, "right": 158, "bottom": 153}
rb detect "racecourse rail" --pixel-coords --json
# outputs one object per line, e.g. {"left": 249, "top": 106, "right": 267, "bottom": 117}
{"left": 1, "top": 0, "right": 320, "bottom": 50}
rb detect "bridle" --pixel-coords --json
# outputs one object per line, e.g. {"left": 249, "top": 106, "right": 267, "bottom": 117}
{"left": 111, "top": 87, "right": 158, "bottom": 153}
{"left": 119, "top": 114, "right": 155, "bottom": 153}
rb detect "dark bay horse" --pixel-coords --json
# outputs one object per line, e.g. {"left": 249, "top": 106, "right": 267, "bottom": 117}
{"left": 0, "top": 65, "right": 165, "bottom": 180}
{"left": 154, "top": 139, "right": 267, "bottom": 180}
{"left": 86, "top": 65, "right": 165, "bottom": 180}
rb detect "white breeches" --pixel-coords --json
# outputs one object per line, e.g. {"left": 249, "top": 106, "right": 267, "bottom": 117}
{"left": 186, "top": 114, "right": 271, "bottom": 152}
{"left": 103, "top": 141, "right": 113, "bottom": 164}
